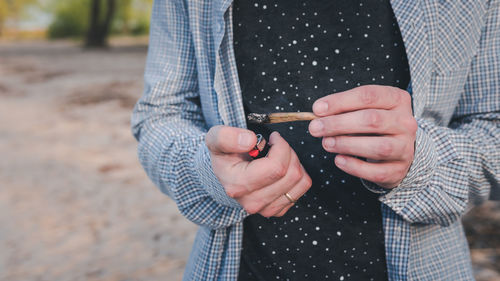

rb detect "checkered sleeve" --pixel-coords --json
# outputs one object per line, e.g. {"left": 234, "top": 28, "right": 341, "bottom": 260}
{"left": 378, "top": 0, "right": 500, "bottom": 226}
{"left": 131, "top": 0, "right": 246, "bottom": 229}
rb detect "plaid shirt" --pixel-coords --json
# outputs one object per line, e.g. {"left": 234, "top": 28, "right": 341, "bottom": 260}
{"left": 131, "top": 0, "right": 500, "bottom": 280}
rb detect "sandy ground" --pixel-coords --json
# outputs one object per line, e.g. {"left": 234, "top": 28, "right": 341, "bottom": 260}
{"left": 0, "top": 40, "right": 498, "bottom": 281}
{"left": 0, "top": 39, "right": 197, "bottom": 281}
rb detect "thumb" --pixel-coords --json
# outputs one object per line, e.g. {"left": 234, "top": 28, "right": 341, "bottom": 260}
{"left": 205, "top": 125, "right": 257, "bottom": 155}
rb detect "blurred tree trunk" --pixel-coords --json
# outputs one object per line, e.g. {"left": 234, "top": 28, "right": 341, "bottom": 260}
{"left": 85, "top": 0, "right": 116, "bottom": 48}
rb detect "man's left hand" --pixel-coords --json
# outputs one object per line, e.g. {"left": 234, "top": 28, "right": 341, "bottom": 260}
{"left": 308, "top": 85, "right": 417, "bottom": 189}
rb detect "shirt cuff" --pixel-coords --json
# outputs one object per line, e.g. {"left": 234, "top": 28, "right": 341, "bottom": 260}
{"left": 194, "top": 140, "right": 243, "bottom": 209}
{"left": 361, "top": 124, "right": 438, "bottom": 207}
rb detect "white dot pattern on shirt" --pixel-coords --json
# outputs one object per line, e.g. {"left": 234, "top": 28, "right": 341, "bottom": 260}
{"left": 234, "top": 0, "right": 410, "bottom": 280}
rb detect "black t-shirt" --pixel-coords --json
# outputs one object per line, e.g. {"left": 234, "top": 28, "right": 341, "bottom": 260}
{"left": 233, "top": 0, "right": 410, "bottom": 280}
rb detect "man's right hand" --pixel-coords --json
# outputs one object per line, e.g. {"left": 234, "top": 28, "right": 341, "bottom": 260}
{"left": 206, "top": 125, "right": 312, "bottom": 217}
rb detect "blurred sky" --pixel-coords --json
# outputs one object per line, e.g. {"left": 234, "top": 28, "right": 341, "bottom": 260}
{"left": 4, "top": 0, "right": 53, "bottom": 31}
{"left": 12, "top": 6, "right": 52, "bottom": 30}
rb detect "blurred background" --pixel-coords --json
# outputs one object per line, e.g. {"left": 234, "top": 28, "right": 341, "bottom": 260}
{"left": 0, "top": 1, "right": 498, "bottom": 280}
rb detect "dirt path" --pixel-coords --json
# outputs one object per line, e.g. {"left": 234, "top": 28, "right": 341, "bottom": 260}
{"left": 0, "top": 40, "right": 197, "bottom": 281}
{"left": 0, "top": 40, "right": 498, "bottom": 281}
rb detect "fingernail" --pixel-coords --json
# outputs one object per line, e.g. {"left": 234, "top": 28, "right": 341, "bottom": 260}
{"left": 238, "top": 132, "right": 254, "bottom": 148}
{"left": 325, "top": 138, "right": 336, "bottom": 148}
{"left": 309, "top": 120, "right": 324, "bottom": 134}
{"left": 313, "top": 101, "right": 328, "bottom": 115}
{"left": 336, "top": 156, "right": 346, "bottom": 166}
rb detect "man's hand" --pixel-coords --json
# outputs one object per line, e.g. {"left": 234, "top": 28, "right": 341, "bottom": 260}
{"left": 308, "top": 85, "right": 417, "bottom": 188}
{"left": 206, "top": 126, "right": 312, "bottom": 217}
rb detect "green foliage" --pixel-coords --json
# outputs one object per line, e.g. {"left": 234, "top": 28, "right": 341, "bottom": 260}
{"left": 48, "top": 0, "right": 89, "bottom": 38}
{"left": 0, "top": 0, "right": 36, "bottom": 18}
{"left": 112, "top": 0, "right": 151, "bottom": 35}
{"left": 0, "top": 0, "right": 37, "bottom": 35}
{"left": 47, "top": 0, "right": 152, "bottom": 39}
{"left": 130, "top": 15, "right": 149, "bottom": 35}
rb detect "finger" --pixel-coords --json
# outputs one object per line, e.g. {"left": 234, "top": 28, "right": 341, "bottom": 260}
{"left": 312, "top": 85, "right": 411, "bottom": 117}
{"left": 242, "top": 131, "right": 293, "bottom": 186}
{"left": 274, "top": 204, "right": 293, "bottom": 217}
{"left": 259, "top": 170, "right": 312, "bottom": 217}
{"left": 322, "top": 136, "right": 410, "bottom": 161}
{"left": 224, "top": 132, "right": 293, "bottom": 197}
{"left": 237, "top": 151, "right": 302, "bottom": 212}
{"left": 334, "top": 154, "right": 408, "bottom": 188}
{"left": 309, "top": 109, "right": 399, "bottom": 137}
{"left": 206, "top": 125, "right": 257, "bottom": 155}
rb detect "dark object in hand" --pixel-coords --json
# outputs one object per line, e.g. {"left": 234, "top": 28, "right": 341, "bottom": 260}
{"left": 248, "top": 134, "right": 268, "bottom": 159}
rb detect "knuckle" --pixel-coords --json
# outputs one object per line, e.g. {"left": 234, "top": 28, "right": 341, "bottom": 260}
{"left": 373, "top": 171, "right": 389, "bottom": 184}
{"left": 244, "top": 207, "right": 258, "bottom": 215}
{"left": 206, "top": 125, "right": 223, "bottom": 150}
{"left": 288, "top": 164, "right": 303, "bottom": 183}
{"left": 304, "top": 175, "right": 313, "bottom": 189}
{"left": 377, "top": 142, "right": 394, "bottom": 158}
{"left": 405, "top": 117, "right": 418, "bottom": 134}
{"left": 261, "top": 212, "right": 274, "bottom": 218}
{"left": 406, "top": 144, "right": 416, "bottom": 161}
{"left": 244, "top": 202, "right": 265, "bottom": 215}
{"left": 389, "top": 175, "right": 402, "bottom": 187}
{"left": 260, "top": 206, "right": 279, "bottom": 218}
{"left": 225, "top": 184, "right": 245, "bottom": 198}
{"left": 396, "top": 165, "right": 408, "bottom": 178}
{"left": 390, "top": 87, "right": 404, "bottom": 104}
{"left": 359, "top": 86, "right": 378, "bottom": 105}
{"left": 205, "top": 136, "right": 215, "bottom": 152}
{"left": 364, "top": 109, "right": 382, "bottom": 129}
{"left": 215, "top": 129, "right": 229, "bottom": 150}
{"left": 268, "top": 161, "right": 288, "bottom": 181}
{"left": 400, "top": 90, "right": 412, "bottom": 104}
{"left": 225, "top": 189, "right": 238, "bottom": 198}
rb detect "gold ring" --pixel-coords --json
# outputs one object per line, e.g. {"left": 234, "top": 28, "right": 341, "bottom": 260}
{"left": 284, "top": 192, "right": 297, "bottom": 204}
